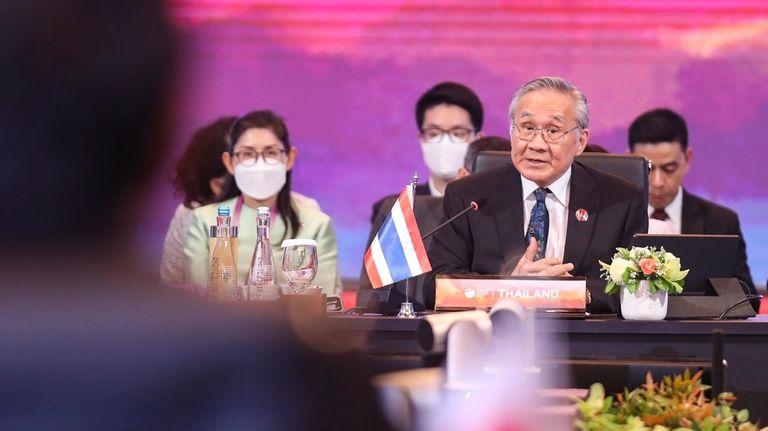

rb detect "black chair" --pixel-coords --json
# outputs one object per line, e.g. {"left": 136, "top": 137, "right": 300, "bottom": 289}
{"left": 471, "top": 150, "right": 650, "bottom": 207}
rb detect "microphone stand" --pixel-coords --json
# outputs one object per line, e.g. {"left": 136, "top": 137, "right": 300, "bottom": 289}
{"left": 397, "top": 173, "right": 419, "bottom": 319}
{"left": 421, "top": 201, "right": 478, "bottom": 241}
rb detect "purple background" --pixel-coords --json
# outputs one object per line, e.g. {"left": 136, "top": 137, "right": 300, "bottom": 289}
{"left": 140, "top": 1, "right": 768, "bottom": 288}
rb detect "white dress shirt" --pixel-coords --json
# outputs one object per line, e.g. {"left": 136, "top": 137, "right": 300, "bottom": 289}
{"left": 428, "top": 176, "right": 444, "bottom": 197}
{"left": 647, "top": 186, "right": 683, "bottom": 234}
{"left": 521, "top": 167, "right": 571, "bottom": 260}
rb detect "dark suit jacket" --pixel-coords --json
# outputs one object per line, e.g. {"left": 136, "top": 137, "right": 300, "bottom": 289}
{"left": 681, "top": 189, "right": 756, "bottom": 299}
{"left": 370, "top": 182, "right": 431, "bottom": 223}
{"left": 425, "top": 162, "right": 648, "bottom": 314}
{"left": 358, "top": 195, "right": 443, "bottom": 313}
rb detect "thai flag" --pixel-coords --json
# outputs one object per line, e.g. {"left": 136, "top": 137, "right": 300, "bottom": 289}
{"left": 364, "top": 184, "right": 432, "bottom": 289}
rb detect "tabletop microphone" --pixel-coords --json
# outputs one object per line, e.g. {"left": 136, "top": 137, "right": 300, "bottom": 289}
{"left": 421, "top": 201, "right": 479, "bottom": 240}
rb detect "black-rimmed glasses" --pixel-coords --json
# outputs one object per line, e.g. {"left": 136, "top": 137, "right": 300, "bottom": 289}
{"left": 420, "top": 127, "right": 475, "bottom": 143}
{"left": 233, "top": 148, "right": 286, "bottom": 166}
{"left": 512, "top": 122, "right": 579, "bottom": 145}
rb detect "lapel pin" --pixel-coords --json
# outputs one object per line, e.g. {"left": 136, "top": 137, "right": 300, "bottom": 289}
{"left": 575, "top": 208, "right": 589, "bottom": 222}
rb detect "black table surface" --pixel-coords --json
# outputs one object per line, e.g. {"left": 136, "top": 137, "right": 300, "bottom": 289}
{"left": 323, "top": 313, "right": 768, "bottom": 419}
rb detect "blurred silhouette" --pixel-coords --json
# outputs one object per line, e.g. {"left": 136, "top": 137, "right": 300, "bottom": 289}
{"left": 0, "top": 1, "right": 391, "bottom": 429}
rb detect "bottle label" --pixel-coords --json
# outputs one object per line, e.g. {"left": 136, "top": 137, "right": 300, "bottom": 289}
{"left": 208, "top": 258, "right": 238, "bottom": 300}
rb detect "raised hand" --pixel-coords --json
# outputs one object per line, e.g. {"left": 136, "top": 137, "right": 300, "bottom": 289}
{"left": 511, "top": 238, "right": 574, "bottom": 277}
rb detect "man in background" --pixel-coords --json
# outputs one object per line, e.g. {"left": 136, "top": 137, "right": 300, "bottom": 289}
{"left": 370, "top": 81, "right": 484, "bottom": 221}
{"left": 628, "top": 108, "right": 756, "bottom": 302}
{"left": 359, "top": 136, "right": 511, "bottom": 313}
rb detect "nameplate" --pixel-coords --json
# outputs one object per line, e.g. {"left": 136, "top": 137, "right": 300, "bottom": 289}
{"left": 435, "top": 275, "right": 587, "bottom": 311}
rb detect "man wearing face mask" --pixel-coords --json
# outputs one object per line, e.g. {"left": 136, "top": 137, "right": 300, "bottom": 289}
{"left": 369, "top": 82, "right": 484, "bottom": 222}
{"left": 359, "top": 82, "right": 483, "bottom": 312}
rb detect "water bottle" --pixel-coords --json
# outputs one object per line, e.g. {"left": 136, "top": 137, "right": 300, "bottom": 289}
{"left": 246, "top": 207, "right": 278, "bottom": 301}
{"left": 208, "top": 206, "right": 239, "bottom": 300}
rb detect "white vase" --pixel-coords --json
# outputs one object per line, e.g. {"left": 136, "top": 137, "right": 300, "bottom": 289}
{"left": 619, "top": 280, "right": 668, "bottom": 320}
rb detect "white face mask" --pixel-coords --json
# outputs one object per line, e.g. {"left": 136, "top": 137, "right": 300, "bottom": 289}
{"left": 421, "top": 134, "right": 470, "bottom": 180}
{"left": 233, "top": 158, "right": 287, "bottom": 200}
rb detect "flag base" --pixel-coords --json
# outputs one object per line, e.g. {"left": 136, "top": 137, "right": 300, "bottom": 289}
{"left": 397, "top": 301, "right": 417, "bottom": 319}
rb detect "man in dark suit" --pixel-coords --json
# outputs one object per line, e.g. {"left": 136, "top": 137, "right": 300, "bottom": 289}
{"left": 426, "top": 77, "right": 648, "bottom": 313}
{"left": 369, "top": 81, "right": 485, "bottom": 222}
{"left": 628, "top": 108, "right": 757, "bottom": 304}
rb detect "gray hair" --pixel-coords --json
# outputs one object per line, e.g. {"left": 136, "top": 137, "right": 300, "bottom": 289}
{"left": 507, "top": 76, "right": 589, "bottom": 129}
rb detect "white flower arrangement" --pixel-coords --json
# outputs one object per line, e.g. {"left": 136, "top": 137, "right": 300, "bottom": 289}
{"left": 599, "top": 246, "right": 689, "bottom": 295}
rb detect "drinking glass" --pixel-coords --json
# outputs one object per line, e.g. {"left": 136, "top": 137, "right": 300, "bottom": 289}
{"left": 280, "top": 239, "right": 318, "bottom": 294}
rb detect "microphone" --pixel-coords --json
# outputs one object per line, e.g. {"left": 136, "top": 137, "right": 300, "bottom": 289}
{"left": 421, "top": 201, "right": 479, "bottom": 240}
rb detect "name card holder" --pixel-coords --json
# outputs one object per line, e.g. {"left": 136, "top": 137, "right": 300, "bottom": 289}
{"left": 435, "top": 275, "right": 587, "bottom": 312}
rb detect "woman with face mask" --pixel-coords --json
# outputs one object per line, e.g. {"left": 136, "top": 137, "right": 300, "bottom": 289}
{"left": 183, "top": 110, "right": 340, "bottom": 296}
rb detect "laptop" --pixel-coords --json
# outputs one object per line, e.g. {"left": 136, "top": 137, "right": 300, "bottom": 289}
{"left": 630, "top": 234, "right": 739, "bottom": 295}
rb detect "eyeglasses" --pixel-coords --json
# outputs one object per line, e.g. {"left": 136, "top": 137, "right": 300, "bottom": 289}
{"left": 512, "top": 122, "right": 579, "bottom": 145}
{"left": 232, "top": 148, "right": 286, "bottom": 166}
{"left": 420, "top": 127, "right": 475, "bottom": 143}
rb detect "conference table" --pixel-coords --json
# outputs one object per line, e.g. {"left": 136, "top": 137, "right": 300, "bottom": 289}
{"left": 323, "top": 313, "right": 768, "bottom": 420}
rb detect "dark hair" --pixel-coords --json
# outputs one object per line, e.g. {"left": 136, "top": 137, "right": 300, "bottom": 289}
{"left": 415, "top": 82, "right": 484, "bottom": 132}
{"left": 173, "top": 116, "right": 234, "bottom": 208}
{"left": 221, "top": 110, "right": 299, "bottom": 242}
{"left": 583, "top": 143, "right": 609, "bottom": 153}
{"left": 464, "top": 136, "right": 511, "bottom": 171}
{"left": 0, "top": 0, "right": 174, "bottom": 248}
{"left": 628, "top": 108, "right": 688, "bottom": 150}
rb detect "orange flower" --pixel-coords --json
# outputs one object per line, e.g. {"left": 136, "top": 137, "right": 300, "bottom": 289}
{"left": 639, "top": 257, "right": 657, "bottom": 276}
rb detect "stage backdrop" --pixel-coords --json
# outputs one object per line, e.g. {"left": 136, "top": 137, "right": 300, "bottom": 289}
{"left": 140, "top": 0, "right": 768, "bottom": 288}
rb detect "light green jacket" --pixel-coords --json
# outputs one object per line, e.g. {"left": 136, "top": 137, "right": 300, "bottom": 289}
{"left": 183, "top": 196, "right": 340, "bottom": 296}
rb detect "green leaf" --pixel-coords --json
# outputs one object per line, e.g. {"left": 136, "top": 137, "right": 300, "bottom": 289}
{"left": 648, "top": 279, "right": 659, "bottom": 293}
{"left": 737, "top": 408, "right": 750, "bottom": 422}
{"left": 699, "top": 418, "right": 714, "bottom": 431}
{"left": 668, "top": 280, "right": 683, "bottom": 295}
{"left": 625, "top": 281, "right": 639, "bottom": 294}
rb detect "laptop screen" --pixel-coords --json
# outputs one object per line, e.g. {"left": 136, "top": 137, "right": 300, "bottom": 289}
{"left": 630, "top": 234, "right": 739, "bottom": 295}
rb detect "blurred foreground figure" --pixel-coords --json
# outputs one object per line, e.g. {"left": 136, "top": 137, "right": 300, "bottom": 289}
{"left": 0, "top": 1, "right": 390, "bottom": 429}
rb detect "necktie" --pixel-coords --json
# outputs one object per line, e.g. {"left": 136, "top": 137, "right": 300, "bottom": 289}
{"left": 651, "top": 208, "right": 669, "bottom": 221}
{"left": 526, "top": 188, "right": 550, "bottom": 261}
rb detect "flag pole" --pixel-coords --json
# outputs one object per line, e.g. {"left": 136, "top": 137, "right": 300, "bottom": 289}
{"left": 397, "top": 172, "right": 419, "bottom": 319}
